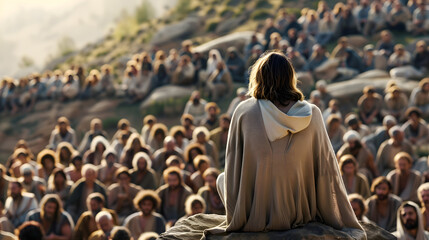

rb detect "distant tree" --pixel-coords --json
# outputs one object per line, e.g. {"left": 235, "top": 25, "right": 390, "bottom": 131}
{"left": 136, "top": 0, "right": 155, "bottom": 24}
{"left": 57, "top": 35, "right": 76, "bottom": 56}
{"left": 18, "top": 55, "right": 35, "bottom": 69}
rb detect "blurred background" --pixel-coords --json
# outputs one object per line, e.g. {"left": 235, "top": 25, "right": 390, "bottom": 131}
{"left": 0, "top": 0, "right": 177, "bottom": 77}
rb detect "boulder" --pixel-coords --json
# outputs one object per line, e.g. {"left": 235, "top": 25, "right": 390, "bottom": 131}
{"left": 193, "top": 32, "right": 263, "bottom": 55}
{"left": 356, "top": 70, "right": 390, "bottom": 79}
{"left": 406, "top": 37, "right": 429, "bottom": 53}
{"left": 159, "top": 214, "right": 394, "bottom": 240}
{"left": 347, "top": 35, "right": 368, "bottom": 49}
{"left": 326, "top": 77, "right": 418, "bottom": 114}
{"left": 215, "top": 16, "right": 247, "bottom": 35}
{"left": 88, "top": 99, "right": 120, "bottom": 114}
{"left": 140, "top": 85, "right": 196, "bottom": 116}
{"left": 150, "top": 17, "right": 203, "bottom": 45}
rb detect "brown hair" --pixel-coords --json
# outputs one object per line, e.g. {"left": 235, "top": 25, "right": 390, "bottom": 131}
{"left": 163, "top": 166, "right": 183, "bottom": 186}
{"left": 338, "top": 154, "right": 357, "bottom": 174}
{"left": 248, "top": 51, "right": 304, "bottom": 106}
{"left": 134, "top": 190, "right": 161, "bottom": 211}
{"left": 371, "top": 176, "right": 392, "bottom": 193}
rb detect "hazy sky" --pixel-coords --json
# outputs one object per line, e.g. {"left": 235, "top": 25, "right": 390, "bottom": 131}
{"left": 0, "top": 0, "right": 176, "bottom": 77}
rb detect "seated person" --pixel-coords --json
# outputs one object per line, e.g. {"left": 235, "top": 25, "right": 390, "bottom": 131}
{"left": 387, "top": 152, "right": 423, "bottom": 202}
{"left": 409, "top": 78, "right": 429, "bottom": 116}
{"left": 376, "top": 126, "right": 414, "bottom": 176}
{"left": 26, "top": 194, "right": 73, "bottom": 240}
{"left": 365, "top": 177, "right": 402, "bottom": 232}
{"left": 357, "top": 86, "right": 383, "bottom": 125}
{"left": 402, "top": 107, "right": 429, "bottom": 146}
{"left": 339, "top": 155, "right": 371, "bottom": 199}
{"left": 392, "top": 201, "right": 429, "bottom": 239}
{"left": 123, "top": 190, "right": 166, "bottom": 239}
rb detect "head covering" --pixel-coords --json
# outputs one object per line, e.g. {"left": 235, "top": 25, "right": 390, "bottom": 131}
{"left": 383, "top": 115, "right": 397, "bottom": 126}
{"left": 343, "top": 130, "right": 361, "bottom": 142}
{"left": 393, "top": 201, "right": 428, "bottom": 240}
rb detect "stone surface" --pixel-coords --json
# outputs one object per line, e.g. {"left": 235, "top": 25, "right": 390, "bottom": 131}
{"left": 193, "top": 31, "right": 263, "bottom": 55}
{"left": 140, "top": 85, "right": 196, "bottom": 115}
{"left": 159, "top": 214, "right": 394, "bottom": 240}
{"left": 327, "top": 77, "right": 418, "bottom": 114}
{"left": 151, "top": 17, "right": 203, "bottom": 45}
{"left": 347, "top": 35, "right": 368, "bottom": 49}
{"left": 215, "top": 16, "right": 247, "bottom": 34}
{"left": 355, "top": 70, "right": 390, "bottom": 79}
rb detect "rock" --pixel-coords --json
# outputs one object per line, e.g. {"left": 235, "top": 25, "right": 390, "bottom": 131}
{"left": 140, "top": 85, "right": 196, "bottom": 116}
{"left": 313, "top": 59, "right": 340, "bottom": 81}
{"left": 150, "top": 17, "right": 203, "bottom": 45}
{"left": 88, "top": 99, "right": 120, "bottom": 114}
{"left": 327, "top": 77, "right": 418, "bottom": 114}
{"left": 296, "top": 71, "right": 314, "bottom": 96}
{"left": 406, "top": 37, "right": 429, "bottom": 53}
{"left": 193, "top": 31, "right": 264, "bottom": 55}
{"left": 215, "top": 16, "right": 247, "bottom": 35}
{"left": 356, "top": 70, "right": 390, "bottom": 79}
{"left": 347, "top": 35, "right": 368, "bottom": 49}
{"left": 159, "top": 214, "right": 394, "bottom": 240}
{"left": 34, "top": 100, "right": 52, "bottom": 112}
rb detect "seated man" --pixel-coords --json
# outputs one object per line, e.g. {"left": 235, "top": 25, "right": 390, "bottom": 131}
{"left": 129, "top": 152, "right": 158, "bottom": 190}
{"left": 88, "top": 211, "right": 116, "bottom": 240}
{"left": 348, "top": 194, "right": 373, "bottom": 224}
{"left": 337, "top": 130, "right": 378, "bottom": 181}
{"left": 107, "top": 167, "right": 142, "bottom": 223}
{"left": 73, "top": 193, "right": 118, "bottom": 240}
{"left": 156, "top": 167, "right": 192, "bottom": 227}
{"left": 418, "top": 183, "right": 429, "bottom": 231}
{"left": 4, "top": 180, "right": 38, "bottom": 228}
{"left": 392, "top": 201, "right": 429, "bottom": 239}
{"left": 123, "top": 190, "right": 166, "bottom": 239}
{"left": 376, "top": 126, "right": 414, "bottom": 176}
{"left": 66, "top": 164, "right": 108, "bottom": 222}
{"left": 366, "top": 177, "right": 402, "bottom": 232}
{"left": 27, "top": 194, "right": 73, "bottom": 240}
{"left": 387, "top": 152, "right": 423, "bottom": 202}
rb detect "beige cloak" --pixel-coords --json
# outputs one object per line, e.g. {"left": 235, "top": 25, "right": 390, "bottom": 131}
{"left": 213, "top": 98, "right": 365, "bottom": 238}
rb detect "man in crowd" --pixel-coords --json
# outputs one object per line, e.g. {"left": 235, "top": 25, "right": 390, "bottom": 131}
{"left": 387, "top": 152, "right": 423, "bottom": 202}
{"left": 19, "top": 163, "right": 46, "bottom": 202}
{"left": 26, "top": 194, "right": 74, "bottom": 240}
{"left": 88, "top": 211, "right": 116, "bottom": 240}
{"left": 152, "top": 136, "right": 184, "bottom": 174}
{"left": 366, "top": 176, "right": 402, "bottom": 232}
{"left": 67, "top": 164, "right": 107, "bottom": 222}
{"left": 392, "top": 201, "right": 429, "bottom": 239}
{"left": 4, "top": 180, "right": 38, "bottom": 227}
{"left": 209, "top": 114, "right": 230, "bottom": 168}
{"left": 73, "top": 193, "right": 118, "bottom": 240}
{"left": 157, "top": 166, "right": 192, "bottom": 227}
{"left": 376, "top": 126, "right": 414, "bottom": 176}
{"left": 123, "top": 190, "right": 166, "bottom": 239}
{"left": 418, "top": 183, "right": 429, "bottom": 231}
{"left": 107, "top": 167, "right": 142, "bottom": 222}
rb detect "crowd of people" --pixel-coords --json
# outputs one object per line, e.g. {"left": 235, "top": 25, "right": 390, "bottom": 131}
{"left": 2, "top": 0, "right": 429, "bottom": 239}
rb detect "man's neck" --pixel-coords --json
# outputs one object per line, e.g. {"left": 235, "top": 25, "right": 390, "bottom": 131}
{"left": 406, "top": 228, "right": 418, "bottom": 238}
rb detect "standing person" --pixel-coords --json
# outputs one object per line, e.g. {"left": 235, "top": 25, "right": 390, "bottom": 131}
{"left": 213, "top": 52, "right": 365, "bottom": 237}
